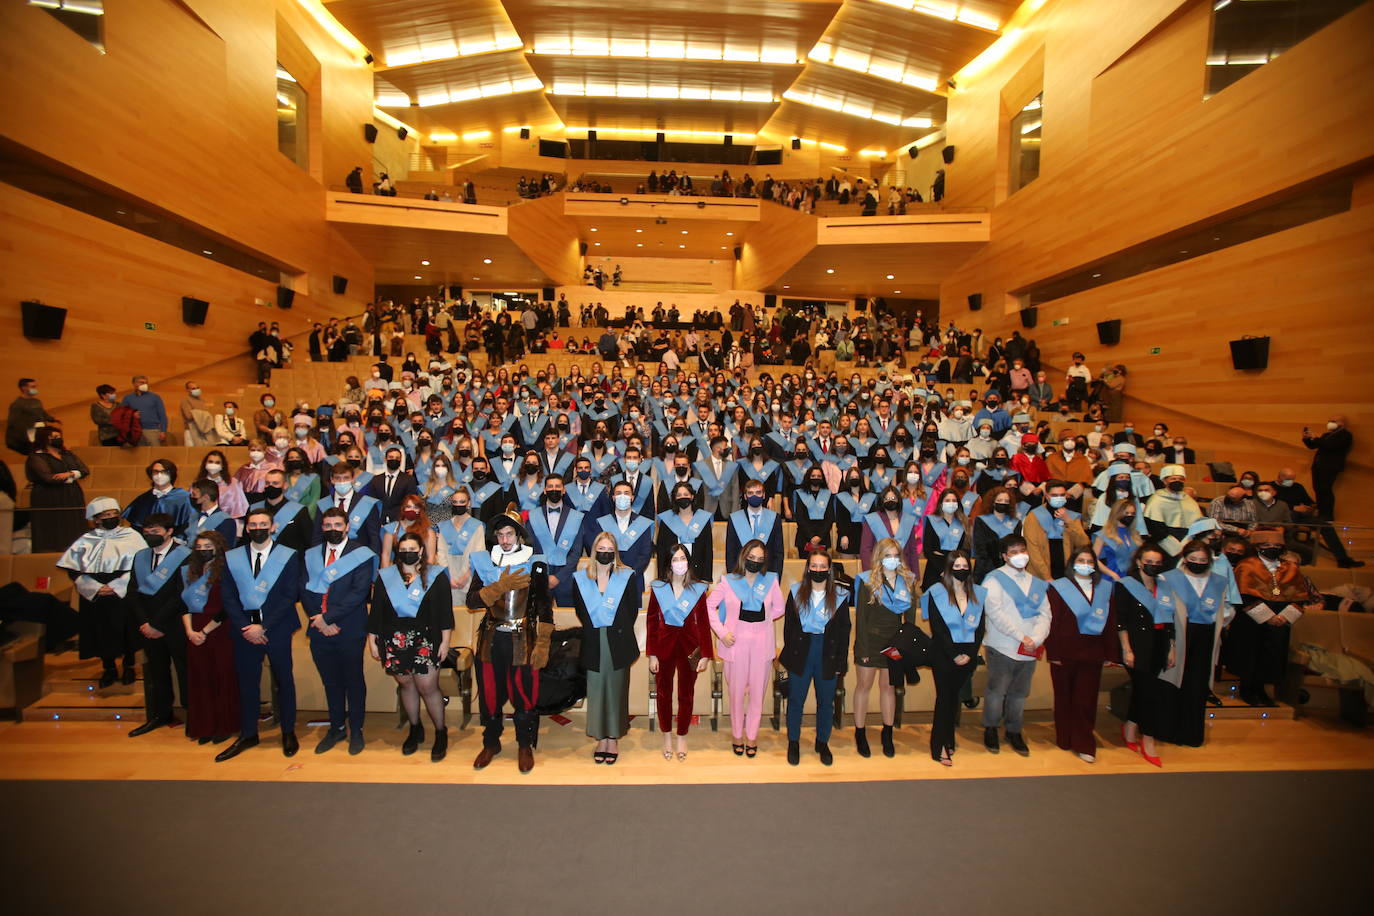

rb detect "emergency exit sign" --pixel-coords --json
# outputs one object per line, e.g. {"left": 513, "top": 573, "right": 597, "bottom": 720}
{"left": 1149, "top": 347, "right": 1162, "bottom": 355}
{"left": 144, "top": 322, "right": 157, "bottom": 331}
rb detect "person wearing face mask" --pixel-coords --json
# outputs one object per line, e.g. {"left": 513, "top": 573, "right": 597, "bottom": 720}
{"left": 127, "top": 513, "right": 192, "bottom": 736}
{"left": 194, "top": 451, "right": 247, "bottom": 520}
{"left": 791, "top": 466, "right": 835, "bottom": 556}
{"left": 655, "top": 481, "right": 714, "bottom": 583}
{"left": 24, "top": 425, "right": 90, "bottom": 551}
{"left": 725, "top": 479, "right": 783, "bottom": 575}
{"left": 1142, "top": 465, "right": 1203, "bottom": 559}
{"left": 835, "top": 469, "right": 875, "bottom": 557}
{"left": 300, "top": 508, "right": 377, "bottom": 756}
{"left": 277, "top": 446, "right": 321, "bottom": 510}
{"left": 1045, "top": 434, "right": 1093, "bottom": 502}
{"left": 1093, "top": 498, "right": 1142, "bottom": 581}
{"left": 213, "top": 400, "right": 248, "bottom": 447}
{"left": 572, "top": 532, "right": 641, "bottom": 764}
{"left": 860, "top": 484, "right": 921, "bottom": 573}
{"left": 368, "top": 446, "right": 418, "bottom": 523}
{"left": 594, "top": 481, "right": 656, "bottom": 593}
{"left": 379, "top": 494, "right": 438, "bottom": 569}
{"left": 564, "top": 455, "right": 608, "bottom": 517}
{"left": 1113, "top": 543, "right": 1174, "bottom": 765}
{"left": 216, "top": 506, "right": 304, "bottom": 762}
{"left": 1043, "top": 549, "right": 1117, "bottom": 763}
{"left": 647, "top": 543, "right": 714, "bottom": 760}
{"left": 175, "top": 531, "right": 239, "bottom": 744}
{"left": 369, "top": 530, "right": 452, "bottom": 761}
{"left": 119, "top": 374, "right": 168, "bottom": 446}
{"left": 435, "top": 486, "right": 484, "bottom": 600}
{"left": 1208, "top": 484, "right": 1258, "bottom": 535}
{"left": 1224, "top": 530, "right": 1316, "bottom": 707}
{"left": 522, "top": 474, "right": 585, "bottom": 607}
{"left": 923, "top": 549, "right": 986, "bottom": 766}
{"left": 254, "top": 392, "right": 283, "bottom": 442}
{"left": 290, "top": 416, "right": 326, "bottom": 465}
{"left": 90, "top": 383, "right": 122, "bottom": 447}
{"left": 973, "top": 489, "right": 1022, "bottom": 583}
{"left": 779, "top": 549, "right": 851, "bottom": 767}
{"left": 694, "top": 435, "right": 740, "bottom": 520}
{"left": 249, "top": 468, "right": 312, "bottom": 552}
{"left": 611, "top": 445, "right": 655, "bottom": 519}
{"left": 180, "top": 380, "right": 215, "bottom": 446}
{"left": 6, "top": 377, "right": 57, "bottom": 455}
{"left": 921, "top": 490, "right": 970, "bottom": 588}
{"left": 186, "top": 478, "right": 238, "bottom": 545}
{"left": 1023, "top": 481, "right": 1091, "bottom": 581}
{"left": 314, "top": 463, "right": 381, "bottom": 553}
{"left": 980, "top": 534, "right": 1052, "bottom": 756}
{"left": 854, "top": 538, "right": 919, "bottom": 758}
{"left": 1009, "top": 433, "right": 1050, "bottom": 487}
{"left": 707, "top": 538, "right": 786, "bottom": 758}
{"left": 122, "top": 459, "right": 194, "bottom": 538}
{"left": 58, "top": 498, "right": 146, "bottom": 687}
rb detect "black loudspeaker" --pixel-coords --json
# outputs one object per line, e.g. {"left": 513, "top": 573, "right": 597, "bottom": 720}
{"left": 733, "top": 247, "right": 742, "bottom": 260}
{"left": 855, "top": 296, "right": 868, "bottom": 311}
{"left": 397, "top": 127, "right": 408, "bottom": 140}
{"left": 587, "top": 130, "right": 597, "bottom": 141}
{"left": 21, "top": 300, "right": 67, "bottom": 339}
{"left": 967, "top": 293, "right": 982, "bottom": 311}
{"left": 181, "top": 296, "right": 210, "bottom": 325}
{"left": 1229, "top": 336, "right": 1270, "bottom": 371}
{"left": 1019, "top": 306, "right": 1037, "bottom": 328}
{"left": 364, "top": 53, "right": 374, "bottom": 64}
{"left": 277, "top": 286, "right": 295, "bottom": 310}
{"left": 332, "top": 275, "right": 348, "bottom": 295}
{"left": 520, "top": 127, "right": 530, "bottom": 139}
{"left": 656, "top": 132, "right": 665, "bottom": 144}
{"left": 763, "top": 294, "right": 776, "bottom": 309}
{"left": 579, "top": 242, "right": 588, "bottom": 255}
{"left": 791, "top": 138, "right": 801, "bottom": 150}
{"left": 724, "top": 135, "right": 733, "bottom": 146}
{"left": 1097, "top": 319, "right": 1122, "bottom": 346}
{"left": 364, "top": 123, "right": 378, "bottom": 143}
{"left": 542, "top": 287, "right": 554, "bottom": 300}
{"left": 449, "top": 284, "right": 463, "bottom": 299}
{"left": 908, "top": 146, "right": 919, "bottom": 159}
{"left": 942, "top": 145, "right": 956, "bottom": 163}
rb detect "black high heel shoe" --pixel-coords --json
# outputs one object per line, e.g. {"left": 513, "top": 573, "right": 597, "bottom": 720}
{"left": 732, "top": 742, "right": 745, "bottom": 756}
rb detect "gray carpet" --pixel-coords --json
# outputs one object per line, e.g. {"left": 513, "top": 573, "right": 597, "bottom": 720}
{"left": 1, "top": 773, "right": 1369, "bottom": 915}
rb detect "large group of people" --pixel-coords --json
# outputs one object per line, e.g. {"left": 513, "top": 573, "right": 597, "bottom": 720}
{"left": 25, "top": 307, "right": 1360, "bottom": 771}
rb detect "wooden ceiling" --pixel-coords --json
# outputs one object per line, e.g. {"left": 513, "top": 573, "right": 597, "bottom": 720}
{"left": 325, "top": 0, "right": 1020, "bottom": 148}
{"left": 772, "top": 240, "right": 984, "bottom": 298}
{"left": 571, "top": 216, "right": 749, "bottom": 259}
{"left": 331, "top": 223, "right": 553, "bottom": 287}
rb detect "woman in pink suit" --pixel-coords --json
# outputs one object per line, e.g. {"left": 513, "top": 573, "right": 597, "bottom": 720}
{"left": 707, "top": 538, "right": 785, "bottom": 758}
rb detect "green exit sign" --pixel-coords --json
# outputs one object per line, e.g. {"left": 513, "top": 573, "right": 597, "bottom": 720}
{"left": 1149, "top": 347, "right": 1161, "bottom": 355}
{"left": 144, "top": 322, "right": 157, "bottom": 331}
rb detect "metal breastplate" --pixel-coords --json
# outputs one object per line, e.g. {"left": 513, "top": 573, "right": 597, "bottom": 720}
{"left": 492, "top": 583, "right": 530, "bottom": 631}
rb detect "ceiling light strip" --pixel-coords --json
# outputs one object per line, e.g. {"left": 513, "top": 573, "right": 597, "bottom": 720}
{"left": 782, "top": 90, "right": 932, "bottom": 127}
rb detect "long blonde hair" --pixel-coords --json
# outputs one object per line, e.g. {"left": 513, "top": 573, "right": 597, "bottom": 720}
{"left": 869, "top": 537, "right": 917, "bottom": 597}
{"left": 1104, "top": 499, "right": 1141, "bottom": 547}
{"left": 583, "top": 530, "right": 623, "bottom": 573}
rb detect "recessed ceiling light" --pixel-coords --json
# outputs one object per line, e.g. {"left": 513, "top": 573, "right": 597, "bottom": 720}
{"left": 678, "top": 244, "right": 686, "bottom": 248}
{"left": 421, "top": 259, "right": 430, "bottom": 265}
{"left": 636, "top": 242, "right": 643, "bottom": 247}
{"left": 725, "top": 232, "right": 734, "bottom": 236}
{"left": 594, "top": 242, "right": 601, "bottom": 246}
{"left": 885, "top": 274, "right": 894, "bottom": 280}
{"left": 472, "top": 276, "right": 480, "bottom": 280}
{"left": 825, "top": 268, "right": 835, "bottom": 274}
{"left": 590, "top": 227, "right": 598, "bottom": 231}
{"left": 783, "top": 285, "right": 790, "bottom": 289}
{"left": 414, "top": 275, "right": 422, "bottom": 279}
{"left": 720, "top": 246, "right": 727, "bottom": 250}
{"left": 483, "top": 258, "right": 492, "bottom": 263}
{"left": 1091, "top": 273, "right": 1102, "bottom": 278}
{"left": 635, "top": 228, "right": 643, "bottom": 233}
{"left": 893, "top": 290, "right": 901, "bottom": 294}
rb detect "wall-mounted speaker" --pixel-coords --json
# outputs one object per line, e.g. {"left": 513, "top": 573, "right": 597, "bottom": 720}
{"left": 587, "top": 130, "right": 597, "bottom": 142}
{"left": 967, "top": 293, "right": 982, "bottom": 311}
{"left": 181, "top": 296, "right": 210, "bottom": 325}
{"left": 332, "top": 275, "right": 348, "bottom": 295}
{"left": 363, "top": 53, "right": 374, "bottom": 65}
{"left": 520, "top": 127, "right": 530, "bottom": 139}
{"left": 542, "top": 287, "right": 555, "bottom": 300}
{"left": 763, "top": 293, "right": 776, "bottom": 309}
{"left": 363, "top": 123, "right": 378, "bottom": 143}
{"left": 397, "top": 127, "right": 408, "bottom": 141}
{"left": 277, "top": 286, "right": 295, "bottom": 310}
{"left": 724, "top": 135, "right": 733, "bottom": 146}
{"left": 733, "top": 246, "right": 742, "bottom": 260}
{"left": 855, "top": 296, "right": 868, "bottom": 312}
{"left": 656, "top": 132, "right": 665, "bottom": 144}
{"left": 449, "top": 285, "right": 463, "bottom": 299}
{"left": 1229, "top": 336, "right": 1270, "bottom": 371}
{"left": 579, "top": 242, "right": 588, "bottom": 256}
{"left": 1019, "top": 306, "right": 1037, "bottom": 328}
{"left": 21, "top": 300, "right": 66, "bottom": 339}
{"left": 908, "top": 146, "right": 919, "bottom": 159}
{"left": 942, "top": 146, "right": 956, "bottom": 164}
{"left": 791, "top": 138, "right": 801, "bottom": 150}
{"left": 1096, "top": 319, "right": 1122, "bottom": 346}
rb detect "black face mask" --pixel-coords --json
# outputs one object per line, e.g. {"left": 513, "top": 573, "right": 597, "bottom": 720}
{"left": 1258, "top": 546, "right": 1284, "bottom": 560}
{"left": 345, "top": 458, "right": 361, "bottom": 469}
{"left": 992, "top": 457, "right": 1008, "bottom": 467}
{"left": 471, "top": 470, "right": 488, "bottom": 483}
{"left": 673, "top": 496, "right": 694, "bottom": 511}
{"left": 949, "top": 567, "right": 971, "bottom": 582}
{"left": 544, "top": 490, "right": 564, "bottom": 505}
{"left": 143, "top": 532, "right": 166, "bottom": 548}
{"left": 807, "top": 479, "right": 823, "bottom": 491}
{"left": 748, "top": 447, "right": 763, "bottom": 458}
{"left": 397, "top": 550, "right": 422, "bottom": 567}
{"left": 195, "top": 548, "right": 216, "bottom": 563}
{"left": 594, "top": 550, "right": 615, "bottom": 566}
{"left": 285, "top": 460, "right": 304, "bottom": 472}
{"left": 882, "top": 499, "right": 900, "bottom": 512}
{"left": 386, "top": 459, "right": 402, "bottom": 471}
{"left": 49, "top": 438, "right": 64, "bottom": 450}
{"left": 97, "top": 516, "right": 121, "bottom": 531}
{"left": 246, "top": 528, "right": 271, "bottom": 544}
{"left": 1140, "top": 562, "right": 1166, "bottom": 578}
{"left": 847, "top": 476, "right": 861, "bottom": 489}
{"left": 807, "top": 569, "right": 829, "bottom": 584}
{"left": 323, "top": 529, "right": 347, "bottom": 545}
{"left": 262, "top": 484, "right": 284, "bottom": 501}
{"left": 1166, "top": 481, "right": 1186, "bottom": 493}
{"left": 744, "top": 558, "right": 766, "bottom": 574}
{"left": 993, "top": 503, "right": 1012, "bottom": 515}
{"left": 1184, "top": 559, "right": 1212, "bottom": 574}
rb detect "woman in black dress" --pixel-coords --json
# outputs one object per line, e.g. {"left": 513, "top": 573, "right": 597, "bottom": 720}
{"left": 26, "top": 426, "right": 90, "bottom": 552}
{"left": 1112, "top": 543, "right": 1173, "bottom": 767}
{"left": 922, "top": 549, "right": 986, "bottom": 767}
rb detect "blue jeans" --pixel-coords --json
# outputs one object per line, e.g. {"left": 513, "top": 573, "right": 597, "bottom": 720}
{"left": 787, "top": 637, "right": 836, "bottom": 743}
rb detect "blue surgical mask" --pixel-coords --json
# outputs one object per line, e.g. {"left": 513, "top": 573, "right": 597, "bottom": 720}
{"left": 623, "top": 459, "right": 640, "bottom": 473}
{"left": 1048, "top": 495, "right": 1067, "bottom": 509}
{"left": 501, "top": 442, "right": 515, "bottom": 456}
{"left": 1073, "top": 562, "right": 1095, "bottom": 577}
{"left": 613, "top": 494, "right": 633, "bottom": 512}
{"left": 880, "top": 556, "right": 900, "bottom": 571}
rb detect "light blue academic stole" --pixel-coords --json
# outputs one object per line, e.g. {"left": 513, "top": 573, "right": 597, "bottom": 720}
{"left": 794, "top": 489, "right": 831, "bottom": 521}
{"left": 412, "top": 457, "right": 433, "bottom": 486}
{"left": 782, "top": 459, "right": 810, "bottom": 486}
{"left": 585, "top": 448, "right": 617, "bottom": 477}
{"left": 924, "top": 583, "right": 984, "bottom": 641}
{"left": 437, "top": 516, "right": 482, "bottom": 558}
{"left": 730, "top": 507, "right": 777, "bottom": 547}
{"left": 543, "top": 451, "right": 573, "bottom": 478}
{"left": 379, "top": 564, "right": 445, "bottom": 618}
{"left": 864, "top": 509, "right": 917, "bottom": 547}
{"left": 978, "top": 512, "right": 1019, "bottom": 540}
{"left": 920, "top": 461, "right": 948, "bottom": 489}
{"left": 479, "top": 430, "right": 505, "bottom": 454}
{"left": 514, "top": 478, "right": 544, "bottom": 510}
{"left": 598, "top": 514, "right": 653, "bottom": 552}
{"left": 284, "top": 473, "right": 318, "bottom": 503}
{"left": 270, "top": 500, "right": 304, "bottom": 532}
{"left": 317, "top": 495, "right": 379, "bottom": 537}
{"left": 652, "top": 581, "right": 708, "bottom": 627}
{"left": 725, "top": 572, "right": 777, "bottom": 620}
{"left": 927, "top": 515, "right": 966, "bottom": 550}
{"left": 189, "top": 510, "right": 231, "bottom": 538}
{"left": 469, "top": 552, "right": 544, "bottom": 586}
{"left": 489, "top": 456, "right": 519, "bottom": 486}
{"left": 354, "top": 471, "right": 375, "bottom": 491}
{"left": 1158, "top": 569, "right": 1229, "bottom": 625}
{"left": 658, "top": 509, "right": 712, "bottom": 546}
{"left": 134, "top": 545, "right": 192, "bottom": 595}
{"left": 304, "top": 544, "right": 376, "bottom": 594}
{"left": 860, "top": 569, "right": 914, "bottom": 614}
{"left": 1097, "top": 529, "right": 1137, "bottom": 576}
{"left": 986, "top": 568, "right": 1049, "bottom": 619}
{"left": 224, "top": 545, "right": 296, "bottom": 612}
{"left": 424, "top": 480, "right": 458, "bottom": 507}
{"left": 1030, "top": 504, "right": 1079, "bottom": 539}
{"left": 469, "top": 480, "right": 502, "bottom": 508}
{"left": 527, "top": 508, "right": 585, "bottom": 565}
{"left": 1051, "top": 578, "right": 1113, "bottom": 636}
{"left": 830, "top": 454, "right": 858, "bottom": 473}
{"left": 576, "top": 568, "right": 634, "bottom": 627}
{"left": 868, "top": 467, "right": 896, "bottom": 491}
{"left": 738, "top": 459, "right": 779, "bottom": 484}
{"left": 836, "top": 490, "right": 876, "bottom": 522}
{"left": 694, "top": 458, "right": 736, "bottom": 497}
{"left": 793, "top": 583, "right": 848, "bottom": 635}
{"left": 566, "top": 481, "right": 605, "bottom": 512}
{"left": 1117, "top": 576, "right": 1170, "bottom": 625}
{"left": 767, "top": 430, "right": 797, "bottom": 454}
{"left": 517, "top": 414, "right": 547, "bottom": 444}
{"left": 848, "top": 437, "right": 872, "bottom": 458}
{"left": 179, "top": 567, "right": 214, "bottom": 615}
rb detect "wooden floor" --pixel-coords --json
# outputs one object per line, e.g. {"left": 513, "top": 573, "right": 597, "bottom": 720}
{"left": 1, "top": 709, "right": 1369, "bottom": 786}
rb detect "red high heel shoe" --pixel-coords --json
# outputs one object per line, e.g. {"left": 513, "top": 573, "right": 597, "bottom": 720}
{"left": 1139, "top": 744, "right": 1163, "bottom": 768}
{"left": 1120, "top": 723, "right": 1140, "bottom": 754}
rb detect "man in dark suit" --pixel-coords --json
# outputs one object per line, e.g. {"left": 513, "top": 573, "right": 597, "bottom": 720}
{"left": 373, "top": 356, "right": 394, "bottom": 383}
{"left": 1302, "top": 415, "right": 1363, "bottom": 568}
{"left": 217, "top": 506, "right": 304, "bottom": 761}
{"left": 247, "top": 468, "right": 313, "bottom": 551}
{"left": 300, "top": 507, "right": 377, "bottom": 755}
{"left": 315, "top": 463, "right": 382, "bottom": 552}
{"left": 1165, "top": 435, "right": 1197, "bottom": 466}
{"left": 724, "top": 478, "right": 785, "bottom": 575}
{"left": 186, "top": 479, "right": 238, "bottom": 544}
{"left": 126, "top": 513, "right": 191, "bottom": 736}
{"left": 369, "top": 446, "right": 418, "bottom": 522}
{"left": 524, "top": 474, "right": 586, "bottom": 606}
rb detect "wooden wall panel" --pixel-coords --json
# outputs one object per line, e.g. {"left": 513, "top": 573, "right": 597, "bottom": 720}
{"left": 734, "top": 203, "right": 816, "bottom": 291}
{"left": 506, "top": 195, "right": 582, "bottom": 285}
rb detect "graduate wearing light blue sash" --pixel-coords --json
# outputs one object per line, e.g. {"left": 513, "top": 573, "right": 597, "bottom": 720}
{"left": 573, "top": 563, "right": 640, "bottom": 751}
{"left": 779, "top": 569, "right": 852, "bottom": 761}
{"left": 923, "top": 576, "right": 988, "bottom": 763}
{"left": 595, "top": 510, "right": 654, "bottom": 588}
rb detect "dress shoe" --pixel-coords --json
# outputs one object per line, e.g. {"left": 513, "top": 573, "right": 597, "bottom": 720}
{"left": 983, "top": 727, "right": 1000, "bottom": 754}
{"left": 880, "top": 724, "right": 895, "bottom": 758}
{"left": 430, "top": 727, "right": 448, "bottom": 763}
{"left": 214, "top": 734, "right": 259, "bottom": 762}
{"left": 815, "top": 741, "right": 833, "bottom": 766}
{"left": 518, "top": 746, "right": 535, "bottom": 773}
{"left": 1254, "top": 688, "right": 1278, "bottom": 708}
{"left": 1206, "top": 691, "right": 1223, "bottom": 707}
{"left": 1006, "top": 731, "right": 1030, "bottom": 756}
{"left": 127, "top": 718, "right": 167, "bottom": 738}
{"left": 197, "top": 737, "right": 211, "bottom": 746}
{"left": 1337, "top": 558, "right": 1365, "bottom": 569}
{"left": 348, "top": 731, "right": 365, "bottom": 756}
{"left": 314, "top": 728, "right": 345, "bottom": 755}
{"left": 98, "top": 668, "right": 117, "bottom": 689}
{"left": 473, "top": 745, "right": 500, "bottom": 770}
{"left": 854, "top": 728, "right": 871, "bottom": 758}
{"left": 1120, "top": 723, "right": 1140, "bottom": 753}
{"left": 402, "top": 723, "right": 425, "bottom": 756}
{"left": 282, "top": 731, "right": 299, "bottom": 757}
{"left": 962, "top": 696, "right": 981, "bottom": 710}
{"left": 787, "top": 740, "right": 800, "bottom": 766}
{"left": 121, "top": 666, "right": 138, "bottom": 686}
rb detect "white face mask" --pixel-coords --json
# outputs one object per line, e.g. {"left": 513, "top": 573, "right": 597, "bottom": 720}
{"left": 941, "top": 501, "right": 958, "bottom": 515}
{"left": 1327, "top": 421, "right": 1339, "bottom": 431}
{"left": 137, "top": 383, "right": 149, "bottom": 393}
{"left": 190, "top": 388, "right": 201, "bottom": 398}
{"left": 1061, "top": 441, "right": 1075, "bottom": 452}
{"left": 433, "top": 466, "right": 448, "bottom": 479}
{"left": 334, "top": 480, "right": 353, "bottom": 495}
{"left": 274, "top": 439, "right": 289, "bottom": 450}
{"left": 151, "top": 472, "right": 170, "bottom": 488}
{"left": 249, "top": 451, "right": 264, "bottom": 463}
{"left": 204, "top": 463, "right": 222, "bottom": 475}
{"left": 1008, "top": 553, "right": 1031, "bottom": 569}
